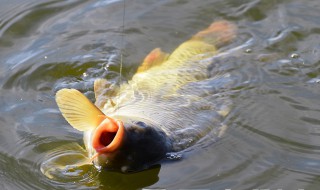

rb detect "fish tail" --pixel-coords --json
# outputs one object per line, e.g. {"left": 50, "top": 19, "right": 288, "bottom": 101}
{"left": 192, "top": 20, "right": 236, "bottom": 48}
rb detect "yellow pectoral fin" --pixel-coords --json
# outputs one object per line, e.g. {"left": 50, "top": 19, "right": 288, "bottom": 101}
{"left": 94, "top": 78, "right": 108, "bottom": 99}
{"left": 56, "top": 89, "right": 105, "bottom": 131}
{"left": 94, "top": 78, "right": 119, "bottom": 109}
{"left": 137, "top": 48, "right": 169, "bottom": 73}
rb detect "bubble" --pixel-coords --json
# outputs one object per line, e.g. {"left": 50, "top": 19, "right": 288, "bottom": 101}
{"left": 166, "top": 152, "right": 182, "bottom": 161}
{"left": 290, "top": 53, "right": 300, "bottom": 59}
{"left": 307, "top": 78, "right": 320, "bottom": 84}
{"left": 121, "top": 166, "right": 129, "bottom": 172}
{"left": 245, "top": 48, "right": 252, "bottom": 53}
{"left": 104, "top": 65, "right": 110, "bottom": 71}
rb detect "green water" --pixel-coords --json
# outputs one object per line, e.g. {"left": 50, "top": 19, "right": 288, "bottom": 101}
{"left": 0, "top": 0, "right": 320, "bottom": 189}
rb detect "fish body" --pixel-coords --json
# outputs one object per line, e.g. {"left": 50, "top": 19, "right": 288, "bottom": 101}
{"left": 56, "top": 21, "right": 236, "bottom": 172}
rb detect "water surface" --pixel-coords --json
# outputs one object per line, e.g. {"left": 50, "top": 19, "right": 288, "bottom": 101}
{"left": 1, "top": 0, "right": 320, "bottom": 189}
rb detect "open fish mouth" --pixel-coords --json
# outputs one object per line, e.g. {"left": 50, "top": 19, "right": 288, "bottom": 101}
{"left": 55, "top": 20, "right": 236, "bottom": 171}
{"left": 92, "top": 116, "right": 125, "bottom": 157}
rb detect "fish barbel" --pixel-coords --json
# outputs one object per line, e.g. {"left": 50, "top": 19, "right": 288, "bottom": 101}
{"left": 56, "top": 21, "right": 236, "bottom": 172}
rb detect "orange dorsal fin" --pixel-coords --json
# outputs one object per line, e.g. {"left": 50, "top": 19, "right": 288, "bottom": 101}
{"left": 137, "top": 48, "right": 169, "bottom": 73}
{"left": 56, "top": 89, "right": 105, "bottom": 131}
{"left": 191, "top": 20, "right": 236, "bottom": 48}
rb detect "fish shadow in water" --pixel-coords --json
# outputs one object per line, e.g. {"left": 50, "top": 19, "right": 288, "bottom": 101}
{"left": 98, "top": 165, "right": 161, "bottom": 190}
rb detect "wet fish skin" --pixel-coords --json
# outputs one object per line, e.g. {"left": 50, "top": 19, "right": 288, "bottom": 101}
{"left": 93, "top": 120, "right": 172, "bottom": 172}
{"left": 56, "top": 20, "right": 236, "bottom": 172}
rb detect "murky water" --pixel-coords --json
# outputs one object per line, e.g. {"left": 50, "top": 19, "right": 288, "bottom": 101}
{"left": 1, "top": 0, "right": 320, "bottom": 189}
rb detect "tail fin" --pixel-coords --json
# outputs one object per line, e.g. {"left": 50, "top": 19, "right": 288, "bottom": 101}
{"left": 191, "top": 20, "right": 236, "bottom": 48}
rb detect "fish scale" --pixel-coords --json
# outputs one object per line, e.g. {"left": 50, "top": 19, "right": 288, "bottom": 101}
{"left": 56, "top": 20, "right": 236, "bottom": 171}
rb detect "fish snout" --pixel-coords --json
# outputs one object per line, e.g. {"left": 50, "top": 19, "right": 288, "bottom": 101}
{"left": 92, "top": 116, "right": 125, "bottom": 154}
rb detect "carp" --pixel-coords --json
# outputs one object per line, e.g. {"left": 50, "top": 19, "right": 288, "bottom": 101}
{"left": 56, "top": 21, "right": 236, "bottom": 172}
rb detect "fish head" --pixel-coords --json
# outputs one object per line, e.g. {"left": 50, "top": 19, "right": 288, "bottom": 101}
{"left": 56, "top": 89, "right": 172, "bottom": 172}
{"left": 90, "top": 117, "right": 171, "bottom": 172}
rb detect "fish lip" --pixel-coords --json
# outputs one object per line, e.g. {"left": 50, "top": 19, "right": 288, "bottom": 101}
{"left": 92, "top": 116, "right": 125, "bottom": 154}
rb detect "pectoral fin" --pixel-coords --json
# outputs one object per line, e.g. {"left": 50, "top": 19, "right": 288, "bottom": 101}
{"left": 56, "top": 89, "right": 105, "bottom": 131}
{"left": 137, "top": 48, "right": 169, "bottom": 73}
{"left": 94, "top": 78, "right": 118, "bottom": 109}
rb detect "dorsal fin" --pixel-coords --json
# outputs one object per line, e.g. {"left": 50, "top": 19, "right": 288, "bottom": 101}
{"left": 167, "top": 21, "right": 236, "bottom": 63}
{"left": 137, "top": 48, "right": 169, "bottom": 73}
{"left": 56, "top": 89, "right": 105, "bottom": 131}
{"left": 191, "top": 20, "right": 236, "bottom": 48}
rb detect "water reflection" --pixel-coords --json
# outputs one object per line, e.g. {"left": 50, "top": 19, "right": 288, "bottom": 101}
{"left": 40, "top": 142, "right": 161, "bottom": 190}
{"left": 98, "top": 166, "right": 161, "bottom": 190}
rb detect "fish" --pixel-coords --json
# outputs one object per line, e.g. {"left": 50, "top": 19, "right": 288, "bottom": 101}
{"left": 55, "top": 21, "right": 236, "bottom": 172}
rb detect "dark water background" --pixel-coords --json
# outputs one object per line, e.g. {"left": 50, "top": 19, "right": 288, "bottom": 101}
{"left": 1, "top": 0, "right": 320, "bottom": 189}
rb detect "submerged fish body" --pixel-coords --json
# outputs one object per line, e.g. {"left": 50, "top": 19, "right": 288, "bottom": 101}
{"left": 56, "top": 21, "right": 236, "bottom": 172}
